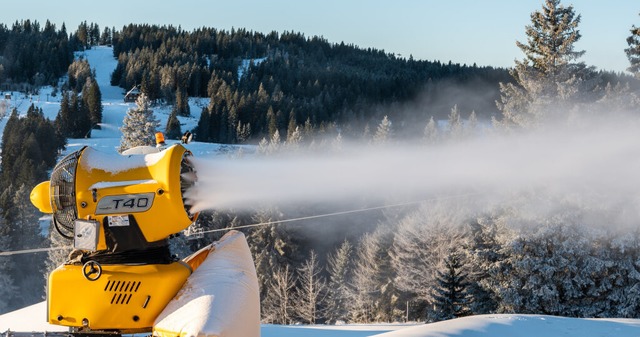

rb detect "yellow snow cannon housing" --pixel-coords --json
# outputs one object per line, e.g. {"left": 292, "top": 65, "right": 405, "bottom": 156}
{"left": 29, "top": 144, "right": 201, "bottom": 333}
{"left": 35, "top": 143, "right": 198, "bottom": 246}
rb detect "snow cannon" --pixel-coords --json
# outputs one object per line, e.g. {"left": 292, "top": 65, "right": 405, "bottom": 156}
{"left": 30, "top": 143, "right": 198, "bottom": 249}
{"left": 28, "top": 143, "right": 203, "bottom": 334}
{"left": 31, "top": 144, "right": 260, "bottom": 336}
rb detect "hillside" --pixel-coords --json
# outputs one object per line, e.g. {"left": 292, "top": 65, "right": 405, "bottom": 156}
{"left": 3, "top": 45, "right": 218, "bottom": 157}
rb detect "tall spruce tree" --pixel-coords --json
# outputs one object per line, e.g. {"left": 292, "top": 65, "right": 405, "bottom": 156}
{"left": 325, "top": 240, "right": 354, "bottom": 323}
{"left": 165, "top": 109, "right": 182, "bottom": 140}
{"left": 373, "top": 115, "right": 392, "bottom": 144}
{"left": 174, "top": 87, "right": 190, "bottom": 117}
{"left": 626, "top": 13, "right": 640, "bottom": 77}
{"left": 432, "top": 252, "right": 471, "bottom": 321}
{"left": 497, "top": 0, "right": 587, "bottom": 128}
{"left": 119, "top": 93, "right": 160, "bottom": 152}
{"left": 293, "top": 250, "right": 327, "bottom": 324}
{"left": 82, "top": 77, "right": 103, "bottom": 129}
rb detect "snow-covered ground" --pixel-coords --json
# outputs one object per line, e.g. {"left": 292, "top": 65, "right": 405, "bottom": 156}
{"left": 3, "top": 46, "right": 214, "bottom": 157}
{"left": 2, "top": 46, "right": 640, "bottom": 337}
{"left": 3, "top": 302, "right": 640, "bottom": 337}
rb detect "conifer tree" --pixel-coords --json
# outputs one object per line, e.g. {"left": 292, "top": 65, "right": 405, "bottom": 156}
{"left": 0, "top": 215, "right": 17, "bottom": 313}
{"left": 423, "top": 116, "right": 438, "bottom": 145}
{"left": 196, "top": 106, "right": 211, "bottom": 142}
{"left": 497, "top": 0, "right": 587, "bottom": 128}
{"left": 174, "top": 87, "right": 190, "bottom": 117}
{"left": 165, "top": 110, "right": 182, "bottom": 140}
{"left": 82, "top": 77, "right": 103, "bottom": 129}
{"left": 373, "top": 115, "right": 392, "bottom": 144}
{"left": 325, "top": 240, "right": 353, "bottom": 323}
{"left": 262, "top": 265, "right": 296, "bottom": 324}
{"left": 447, "top": 105, "right": 462, "bottom": 139}
{"left": 432, "top": 252, "right": 471, "bottom": 320}
{"left": 267, "top": 107, "right": 278, "bottom": 138}
{"left": 349, "top": 227, "right": 399, "bottom": 323}
{"left": 626, "top": 14, "right": 640, "bottom": 77}
{"left": 70, "top": 92, "right": 92, "bottom": 138}
{"left": 119, "top": 94, "right": 160, "bottom": 152}
{"left": 54, "top": 92, "right": 71, "bottom": 137}
{"left": 293, "top": 250, "right": 327, "bottom": 324}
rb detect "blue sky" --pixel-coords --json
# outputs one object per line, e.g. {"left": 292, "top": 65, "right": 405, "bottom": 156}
{"left": 2, "top": 0, "right": 638, "bottom": 73}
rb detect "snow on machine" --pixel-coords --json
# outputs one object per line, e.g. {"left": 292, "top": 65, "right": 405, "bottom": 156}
{"left": 27, "top": 138, "right": 260, "bottom": 337}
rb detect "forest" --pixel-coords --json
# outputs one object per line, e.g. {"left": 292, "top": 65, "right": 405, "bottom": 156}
{"left": 2, "top": 0, "right": 640, "bottom": 326}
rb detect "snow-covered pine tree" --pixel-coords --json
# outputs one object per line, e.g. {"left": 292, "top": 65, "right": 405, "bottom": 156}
{"left": 293, "top": 250, "right": 327, "bottom": 324}
{"left": 372, "top": 115, "right": 392, "bottom": 145}
{"left": 257, "top": 137, "right": 269, "bottom": 155}
{"left": 325, "top": 239, "right": 353, "bottom": 323}
{"left": 626, "top": 14, "right": 640, "bottom": 77}
{"left": 262, "top": 264, "right": 296, "bottom": 324}
{"left": 464, "top": 213, "right": 511, "bottom": 315}
{"left": 285, "top": 126, "right": 303, "bottom": 151}
{"left": 423, "top": 116, "right": 438, "bottom": 145}
{"left": 246, "top": 207, "right": 302, "bottom": 318}
{"left": 431, "top": 251, "right": 471, "bottom": 321}
{"left": 349, "top": 231, "right": 380, "bottom": 323}
{"left": 488, "top": 208, "right": 596, "bottom": 316}
{"left": 593, "top": 81, "right": 640, "bottom": 114}
{"left": 119, "top": 93, "right": 160, "bottom": 152}
{"left": 286, "top": 109, "right": 297, "bottom": 141}
{"left": 268, "top": 129, "right": 281, "bottom": 154}
{"left": 349, "top": 226, "right": 400, "bottom": 323}
{"left": 604, "top": 228, "right": 640, "bottom": 318}
{"left": 390, "top": 203, "right": 467, "bottom": 321}
{"left": 447, "top": 105, "right": 462, "bottom": 140}
{"left": 497, "top": 0, "right": 588, "bottom": 128}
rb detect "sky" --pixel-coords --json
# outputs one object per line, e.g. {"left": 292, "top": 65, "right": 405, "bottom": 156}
{"left": 0, "top": 1, "right": 638, "bottom": 73}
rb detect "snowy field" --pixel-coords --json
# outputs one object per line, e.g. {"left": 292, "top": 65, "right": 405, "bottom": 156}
{"left": 2, "top": 301, "right": 640, "bottom": 337}
{"left": 2, "top": 46, "right": 640, "bottom": 337}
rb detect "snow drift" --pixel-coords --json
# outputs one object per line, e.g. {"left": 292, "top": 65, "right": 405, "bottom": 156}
{"left": 375, "top": 314, "right": 640, "bottom": 337}
{"left": 153, "top": 230, "right": 260, "bottom": 337}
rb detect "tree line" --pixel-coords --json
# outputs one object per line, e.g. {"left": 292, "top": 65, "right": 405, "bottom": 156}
{"left": 108, "top": 24, "right": 513, "bottom": 144}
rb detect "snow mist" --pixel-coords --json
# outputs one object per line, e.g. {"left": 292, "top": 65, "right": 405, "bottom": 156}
{"left": 184, "top": 116, "right": 640, "bottom": 225}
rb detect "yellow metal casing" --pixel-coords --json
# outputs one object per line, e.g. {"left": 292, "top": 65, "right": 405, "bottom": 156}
{"left": 30, "top": 181, "right": 52, "bottom": 213}
{"left": 71, "top": 144, "right": 196, "bottom": 249}
{"left": 48, "top": 262, "right": 191, "bottom": 332}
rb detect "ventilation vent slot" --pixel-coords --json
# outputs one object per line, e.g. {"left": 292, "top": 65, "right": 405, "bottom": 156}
{"left": 104, "top": 280, "right": 142, "bottom": 305}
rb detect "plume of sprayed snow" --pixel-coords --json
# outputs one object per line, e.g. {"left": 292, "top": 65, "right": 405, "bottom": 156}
{"left": 184, "top": 115, "right": 640, "bottom": 226}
